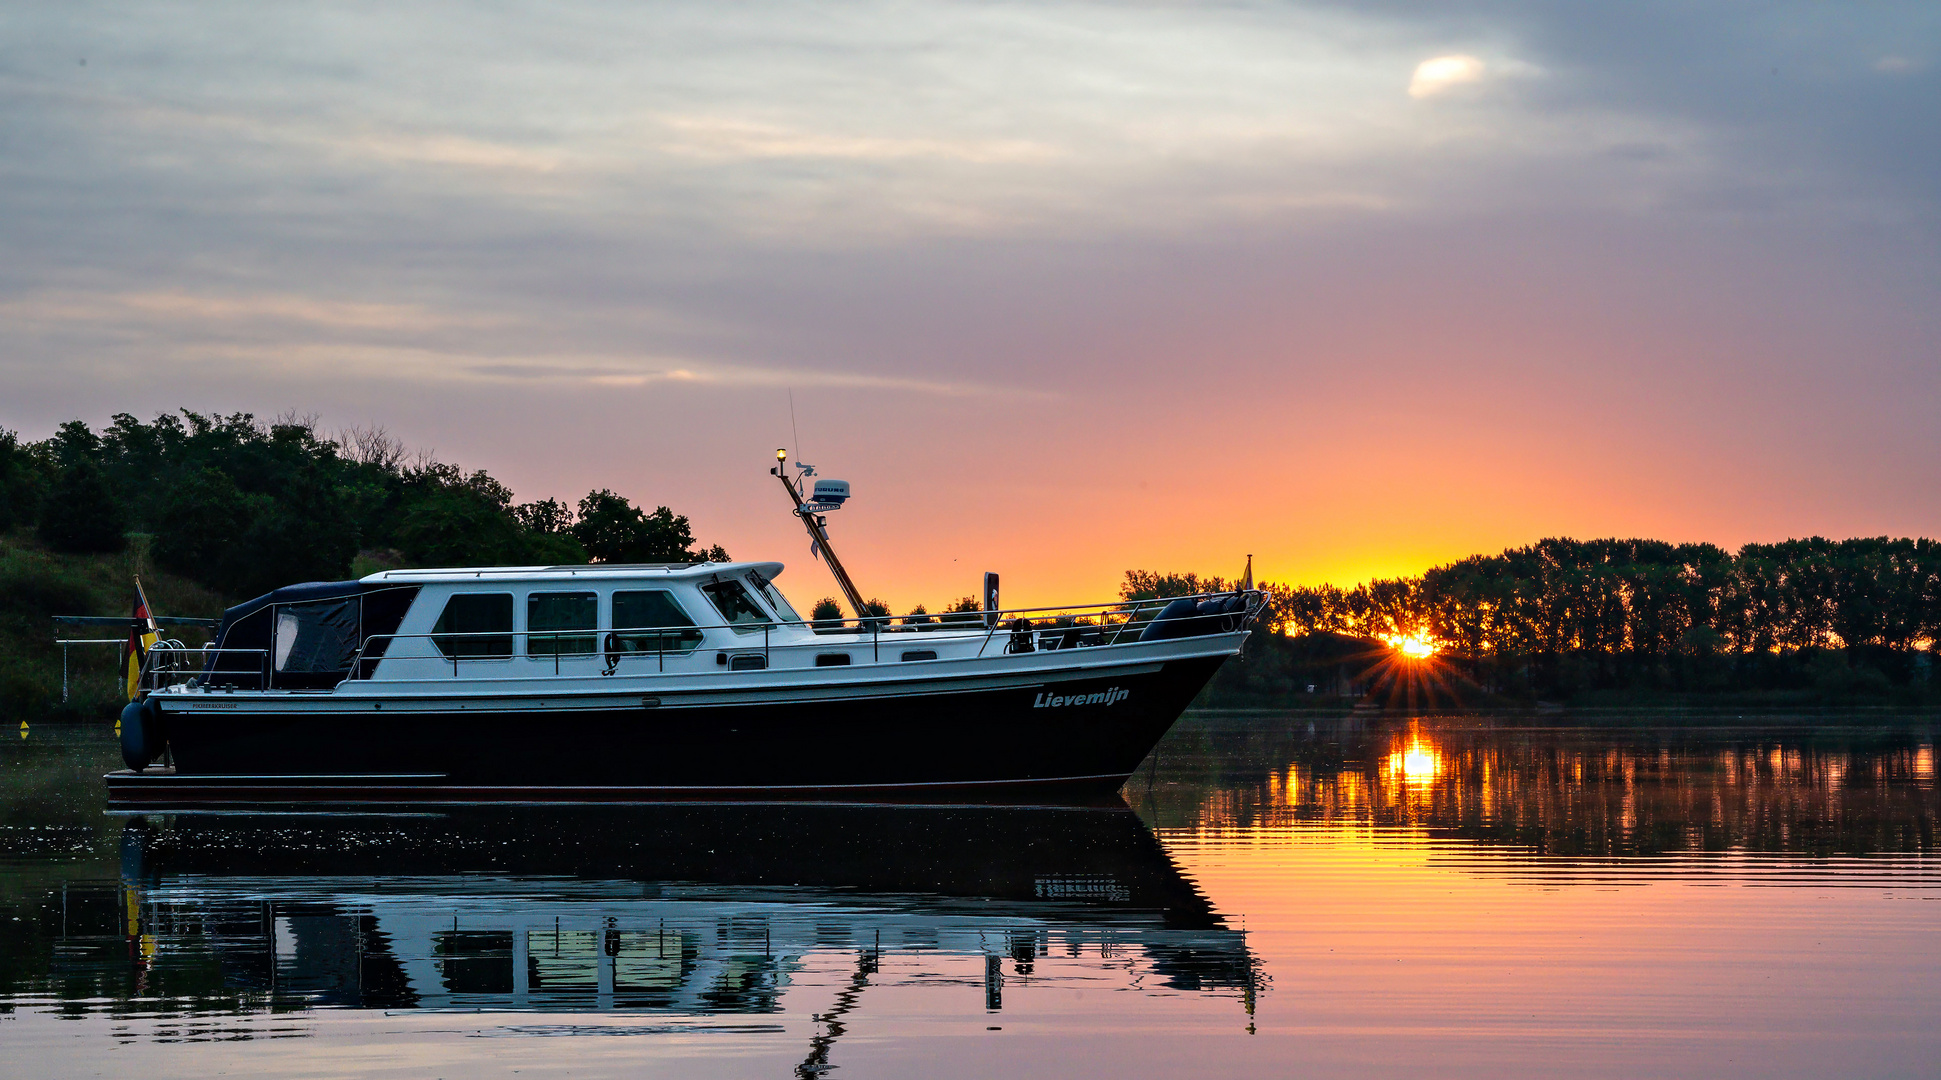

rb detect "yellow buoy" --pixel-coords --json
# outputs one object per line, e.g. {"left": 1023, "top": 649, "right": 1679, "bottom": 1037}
{"left": 18, "top": 721, "right": 27, "bottom": 740}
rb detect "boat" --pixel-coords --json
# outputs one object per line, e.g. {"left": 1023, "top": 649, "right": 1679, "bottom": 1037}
{"left": 108, "top": 451, "right": 1263, "bottom": 806}
{"left": 29, "top": 805, "right": 1258, "bottom": 1037}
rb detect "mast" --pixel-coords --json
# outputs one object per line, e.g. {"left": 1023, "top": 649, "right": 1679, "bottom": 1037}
{"left": 772, "top": 449, "right": 868, "bottom": 619}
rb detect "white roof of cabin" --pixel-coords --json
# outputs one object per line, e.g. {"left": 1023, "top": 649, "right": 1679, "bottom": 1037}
{"left": 360, "top": 561, "right": 786, "bottom": 585}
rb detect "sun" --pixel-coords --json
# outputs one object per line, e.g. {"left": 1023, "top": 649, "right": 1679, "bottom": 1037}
{"left": 1384, "top": 633, "right": 1438, "bottom": 659}
{"left": 1361, "top": 634, "right": 1458, "bottom": 710}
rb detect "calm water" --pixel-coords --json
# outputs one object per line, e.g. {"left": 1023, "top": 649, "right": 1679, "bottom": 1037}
{"left": 3, "top": 713, "right": 1938, "bottom": 1079}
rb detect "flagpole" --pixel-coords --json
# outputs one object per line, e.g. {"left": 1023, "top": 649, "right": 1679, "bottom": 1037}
{"left": 137, "top": 577, "right": 159, "bottom": 634}
{"left": 127, "top": 577, "right": 160, "bottom": 702}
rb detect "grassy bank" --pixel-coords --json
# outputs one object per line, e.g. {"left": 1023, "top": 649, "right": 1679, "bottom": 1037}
{"left": 1, "top": 532, "right": 224, "bottom": 723}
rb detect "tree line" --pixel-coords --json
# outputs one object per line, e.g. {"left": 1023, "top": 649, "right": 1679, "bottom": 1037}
{"left": 1253, "top": 537, "right": 1941, "bottom": 655}
{"left": 0, "top": 412, "right": 728, "bottom": 600}
{"left": 1125, "top": 538, "right": 1941, "bottom": 702}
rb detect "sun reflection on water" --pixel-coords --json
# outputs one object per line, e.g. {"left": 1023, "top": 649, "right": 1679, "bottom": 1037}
{"left": 1385, "top": 732, "right": 1443, "bottom": 791}
{"left": 1148, "top": 718, "right": 1941, "bottom": 852}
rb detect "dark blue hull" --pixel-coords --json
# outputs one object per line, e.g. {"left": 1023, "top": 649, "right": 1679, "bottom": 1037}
{"left": 108, "top": 656, "right": 1225, "bottom": 806}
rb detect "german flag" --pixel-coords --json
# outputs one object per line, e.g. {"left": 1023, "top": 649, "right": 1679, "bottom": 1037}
{"left": 125, "top": 578, "right": 159, "bottom": 701}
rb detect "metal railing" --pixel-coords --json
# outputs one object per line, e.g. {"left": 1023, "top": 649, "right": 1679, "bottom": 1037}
{"left": 132, "top": 591, "right": 1265, "bottom": 693}
{"left": 54, "top": 615, "right": 217, "bottom": 702}
{"left": 57, "top": 635, "right": 200, "bottom": 702}
{"left": 137, "top": 646, "right": 272, "bottom": 693}
{"left": 335, "top": 590, "right": 1266, "bottom": 684}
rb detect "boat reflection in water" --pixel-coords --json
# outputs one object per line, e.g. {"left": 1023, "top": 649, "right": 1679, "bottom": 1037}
{"left": 42, "top": 804, "right": 1257, "bottom": 1031}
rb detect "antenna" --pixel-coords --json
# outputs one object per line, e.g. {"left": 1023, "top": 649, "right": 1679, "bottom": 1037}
{"left": 768, "top": 449, "right": 866, "bottom": 618}
{"left": 788, "top": 390, "right": 802, "bottom": 470}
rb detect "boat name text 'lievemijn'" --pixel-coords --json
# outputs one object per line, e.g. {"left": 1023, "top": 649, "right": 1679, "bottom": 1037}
{"left": 1033, "top": 687, "right": 1130, "bottom": 709}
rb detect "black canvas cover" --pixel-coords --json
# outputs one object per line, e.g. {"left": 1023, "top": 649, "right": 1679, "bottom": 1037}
{"left": 203, "top": 581, "right": 420, "bottom": 690}
{"left": 274, "top": 597, "right": 361, "bottom": 677}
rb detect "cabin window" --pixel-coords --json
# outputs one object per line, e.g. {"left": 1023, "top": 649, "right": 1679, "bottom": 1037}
{"left": 431, "top": 593, "right": 513, "bottom": 659}
{"left": 900, "top": 649, "right": 938, "bottom": 662}
{"left": 747, "top": 569, "right": 803, "bottom": 624}
{"left": 612, "top": 590, "right": 704, "bottom": 655}
{"left": 815, "top": 653, "right": 851, "bottom": 666}
{"left": 701, "top": 578, "right": 772, "bottom": 633}
{"left": 528, "top": 592, "right": 596, "bottom": 656}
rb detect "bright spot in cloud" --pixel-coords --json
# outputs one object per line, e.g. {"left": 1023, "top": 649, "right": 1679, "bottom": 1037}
{"left": 1874, "top": 55, "right": 1915, "bottom": 73}
{"left": 1409, "top": 54, "right": 1486, "bottom": 98}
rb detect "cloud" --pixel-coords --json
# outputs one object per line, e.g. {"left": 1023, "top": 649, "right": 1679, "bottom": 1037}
{"left": 7, "top": 3, "right": 1840, "bottom": 259}
{"left": 0, "top": 291, "right": 482, "bottom": 333}
{"left": 0, "top": 4, "right": 1933, "bottom": 428}
{"left": 653, "top": 115, "right": 1059, "bottom": 165}
{"left": 145, "top": 341, "right": 1047, "bottom": 400}
{"left": 1408, "top": 55, "right": 1487, "bottom": 98}
{"left": 464, "top": 356, "right": 1046, "bottom": 398}
{"left": 330, "top": 131, "right": 567, "bottom": 173}
{"left": 17, "top": 85, "right": 571, "bottom": 178}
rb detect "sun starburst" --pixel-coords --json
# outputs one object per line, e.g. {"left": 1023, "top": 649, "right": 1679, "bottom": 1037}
{"left": 1355, "top": 631, "right": 1466, "bottom": 710}
{"left": 1384, "top": 633, "right": 1437, "bottom": 659}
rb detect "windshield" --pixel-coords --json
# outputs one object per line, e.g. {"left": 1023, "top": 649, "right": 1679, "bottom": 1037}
{"left": 700, "top": 578, "right": 772, "bottom": 633}
{"left": 746, "top": 569, "right": 803, "bottom": 624}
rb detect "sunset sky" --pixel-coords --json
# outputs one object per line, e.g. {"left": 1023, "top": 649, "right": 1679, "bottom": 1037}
{"left": 3, "top": 2, "right": 1937, "bottom": 610}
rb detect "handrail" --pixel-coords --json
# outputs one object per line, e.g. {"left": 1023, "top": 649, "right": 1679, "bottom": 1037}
{"left": 338, "top": 589, "right": 1266, "bottom": 682}
{"left": 136, "top": 590, "right": 1264, "bottom": 691}
{"left": 345, "top": 593, "right": 1248, "bottom": 647}
{"left": 136, "top": 645, "right": 271, "bottom": 692}
{"left": 52, "top": 615, "right": 219, "bottom": 628}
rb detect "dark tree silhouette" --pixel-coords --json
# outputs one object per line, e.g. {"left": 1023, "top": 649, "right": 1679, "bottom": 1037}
{"left": 571, "top": 489, "right": 719, "bottom": 563}
{"left": 810, "top": 596, "right": 844, "bottom": 630}
{"left": 153, "top": 467, "right": 252, "bottom": 580}
{"left": 0, "top": 428, "right": 44, "bottom": 533}
{"left": 4, "top": 412, "right": 724, "bottom": 599}
{"left": 36, "top": 422, "right": 125, "bottom": 554}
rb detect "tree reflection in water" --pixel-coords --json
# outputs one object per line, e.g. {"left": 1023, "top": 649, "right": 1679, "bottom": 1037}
{"left": 1130, "top": 714, "right": 1939, "bottom": 858}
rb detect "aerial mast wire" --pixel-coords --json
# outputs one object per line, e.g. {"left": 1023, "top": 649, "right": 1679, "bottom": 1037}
{"left": 788, "top": 390, "right": 803, "bottom": 467}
